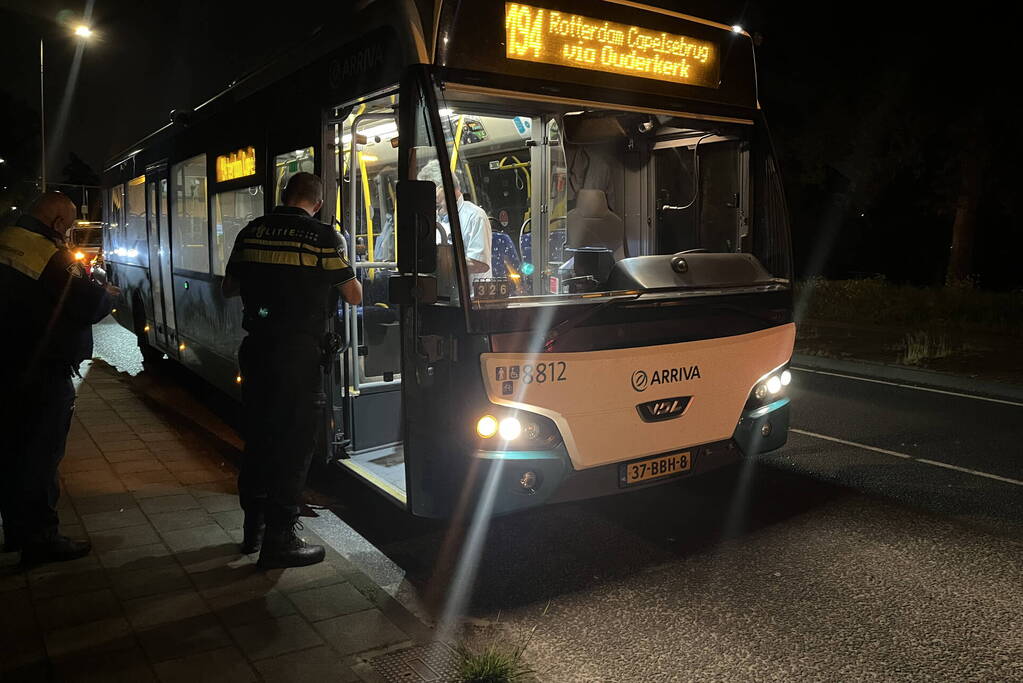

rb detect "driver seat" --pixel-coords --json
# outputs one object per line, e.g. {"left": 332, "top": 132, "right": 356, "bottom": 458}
{"left": 566, "top": 189, "right": 625, "bottom": 260}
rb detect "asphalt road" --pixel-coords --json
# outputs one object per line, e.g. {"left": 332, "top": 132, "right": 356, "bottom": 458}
{"left": 92, "top": 318, "right": 1023, "bottom": 682}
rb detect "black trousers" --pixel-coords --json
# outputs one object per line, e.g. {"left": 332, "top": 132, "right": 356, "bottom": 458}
{"left": 0, "top": 364, "right": 76, "bottom": 544}
{"left": 237, "top": 333, "right": 325, "bottom": 525}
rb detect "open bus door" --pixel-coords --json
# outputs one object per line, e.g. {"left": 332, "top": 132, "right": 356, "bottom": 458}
{"left": 392, "top": 68, "right": 488, "bottom": 518}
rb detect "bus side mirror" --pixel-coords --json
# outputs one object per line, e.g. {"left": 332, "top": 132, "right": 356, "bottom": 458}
{"left": 396, "top": 180, "right": 437, "bottom": 275}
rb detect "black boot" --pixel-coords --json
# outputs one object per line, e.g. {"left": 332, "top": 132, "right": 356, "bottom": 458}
{"left": 257, "top": 519, "right": 325, "bottom": 569}
{"left": 240, "top": 511, "right": 265, "bottom": 555}
{"left": 20, "top": 534, "right": 91, "bottom": 565}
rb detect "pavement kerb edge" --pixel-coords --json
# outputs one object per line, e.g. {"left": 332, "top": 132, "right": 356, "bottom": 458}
{"left": 791, "top": 353, "right": 1023, "bottom": 403}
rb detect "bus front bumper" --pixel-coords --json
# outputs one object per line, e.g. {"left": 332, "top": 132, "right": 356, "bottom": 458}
{"left": 472, "top": 398, "right": 790, "bottom": 515}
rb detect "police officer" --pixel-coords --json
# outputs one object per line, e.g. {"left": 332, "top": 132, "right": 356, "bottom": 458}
{"left": 0, "top": 192, "right": 116, "bottom": 563}
{"left": 223, "top": 172, "right": 361, "bottom": 569}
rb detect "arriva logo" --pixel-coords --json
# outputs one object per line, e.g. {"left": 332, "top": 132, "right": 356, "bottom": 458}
{"left": 631, "top": 365, "right": 701, "bottom": 392}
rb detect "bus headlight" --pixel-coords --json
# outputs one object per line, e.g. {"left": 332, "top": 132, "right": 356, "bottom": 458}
{"left": 746, "top": 365, "right": 792, "bottom": 409}
{"left": 498, "top": 417, "right": 522, "bottom": 440}
{"left": 475, "top": 410, "right": 561, "bottom": 451}
{"left": 476, "top": 415, "right": 499, "bottom": 439}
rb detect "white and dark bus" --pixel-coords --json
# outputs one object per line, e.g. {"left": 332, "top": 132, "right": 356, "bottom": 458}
{"left": 102, "top": 1, "right": 795, "bottom": 517}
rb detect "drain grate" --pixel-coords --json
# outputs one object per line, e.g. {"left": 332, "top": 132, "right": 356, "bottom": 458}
{"left": 370, "top": 642, "right": 459, "bottom": 682}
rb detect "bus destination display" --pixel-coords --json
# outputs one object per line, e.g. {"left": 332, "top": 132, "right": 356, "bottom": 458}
{"left": 505, "top": 3, "right": 720, "bottom": 89}
{"left": 216, "top": 146, "right": 256, "bottom": 183}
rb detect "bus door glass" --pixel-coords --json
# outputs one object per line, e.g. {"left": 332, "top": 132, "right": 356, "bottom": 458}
{"left": 145, "top": 171, "right": 173, "bottom": 350}
{"left": 337, "top": 96, "right": 404, "bottom": 458}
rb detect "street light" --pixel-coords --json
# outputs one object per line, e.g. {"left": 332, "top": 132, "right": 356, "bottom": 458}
{"left": 40, "top": 23, "right": 94, "bottom": 191}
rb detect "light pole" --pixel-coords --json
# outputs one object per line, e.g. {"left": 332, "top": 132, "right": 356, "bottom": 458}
{"left": 40, "top": 24, "right": 93, "bottom": 192}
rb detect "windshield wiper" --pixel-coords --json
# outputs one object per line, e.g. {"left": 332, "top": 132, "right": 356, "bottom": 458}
{"left": 543, "top": 292, "right": 645, "bottom": 351}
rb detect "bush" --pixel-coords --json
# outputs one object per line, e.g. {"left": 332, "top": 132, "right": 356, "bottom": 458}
{"left": 795, "top": 277, "right": 1023, "bottom": 334}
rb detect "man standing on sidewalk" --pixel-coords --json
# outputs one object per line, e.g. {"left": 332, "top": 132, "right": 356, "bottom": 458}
{"left": 0, "top": 192, "right": 117, "bottom": 563}
{"left": 223, "top": 172, "right": 361, "bottom": 569}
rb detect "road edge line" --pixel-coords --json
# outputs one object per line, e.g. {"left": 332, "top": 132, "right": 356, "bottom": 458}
{"left": 790, "top": 428, "right": 1023, "bottom": 487}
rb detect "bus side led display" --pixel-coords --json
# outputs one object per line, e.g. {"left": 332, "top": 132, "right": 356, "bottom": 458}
{"left": 216, "top": 147, "right": 257, "bottom": 183}
{"left": 504, "top": 3, "right": 720, "bottom": 89}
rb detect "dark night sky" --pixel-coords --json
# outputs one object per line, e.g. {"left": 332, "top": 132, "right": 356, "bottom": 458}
{"left": 0, "top": 0, "right": 764, "bottom": 171}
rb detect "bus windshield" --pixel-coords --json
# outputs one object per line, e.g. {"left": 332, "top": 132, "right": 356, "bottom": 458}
{"left": 433, "top": 91, "right": 789, "bottom": 307}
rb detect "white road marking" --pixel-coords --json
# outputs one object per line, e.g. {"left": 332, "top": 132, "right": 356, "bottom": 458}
{"left": 790, "top": 428, "right": 1023, "bottom": 487}
{"left": 791, "top": 367, "right": 1023, "bottom": 408}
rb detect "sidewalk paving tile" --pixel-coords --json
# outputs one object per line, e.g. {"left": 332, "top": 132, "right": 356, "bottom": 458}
{"left": 137, "top": 612, "right": 234, "bottom": 663}
{"left": 174, "top": 544, "right": 248, "bottom": 574}
{"left": 109, "top": 564, "right": 192, "bottom": 601}
{"left": 208, "top": 588, "right": 296, "bottom": 627}
{"left": 153, "top": 645, "right": 256, "bottom": 683}
{"left": 254, "top": 645, "right": 362, "bottom": 683}
{"left": 174, "top": 468, "right": 235, "bottom": 485}
{"left": 90, "top": 522, "right": 163, "bottom": 553}
{"left": 124, "top": 588, "right": 211, "bottom": 629}
{"left": 50, "top": 645, "right": 157, "bottom": 683}
{"left": 98, "top": 542, "right": 176, "bottom": 571}
{"left": 161, "top": 524, "right": 233, "bottom": 553}
{"left": 44, "top": 615, "right": 135, "bottom": 659}
{"left": 0, "top": 588, "right": 37, "bottom": 634}
{"left": 29, "top": 566, "right": 111, "bottom": 600}
{"left": 229, "top": 613, "right": 325, "bottom": 661}
{"left": 288, "top": 582, "right": 374, "bottom": 622}
{"left": 192, "top": 562, "right": 273, "bottom": 600}
{"left": 139, "top": 493, "right": 200, "bottom": 515}
{"left": 0, "top": 566, "right": 28, "bottom": 593}
{"left": 212, "top": 509, "right": 244, "bottom": 531}
{"left": 97, "top": 438, "right": 149, "bottom": 452}
{"left": 314, "top": 608, "right": 410, "bottom": 656}
{"left": 35, "top": 587, "right": 123, "bottom": 631}
{"left": 148, "top": 509, "right": 217, "bottom": 532}
{"left": 72, "top": 491, "right": 138, "bottom": 516}
{"left": 104, "top": 448, "right": 157, "bottom": 463}
{"left": 122, "top": 472, "right": 184, "bottom": 495}
{"left": 60, "top": 457, "right": 114, "bottom": 474}
{"left": 137, "top": 430, "right": 182, "bottom": 442}
{"left": 196, "top": 492, "right": 241, "bottom": 514}
{"left": 81, "top": 506, "right": 148, "bottom": 532}
{"left": 112, "top": 459, "right": 171, "bottom": 474}
{"left": 266, "top": 560, "right": 346, "bottom": 594}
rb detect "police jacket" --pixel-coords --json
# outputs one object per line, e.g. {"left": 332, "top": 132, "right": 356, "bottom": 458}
{"left": 0, "top": 215, "right": 113, "bottom": 373}
{"left": 226, "top": 206, "right": 356, "bottom": 338}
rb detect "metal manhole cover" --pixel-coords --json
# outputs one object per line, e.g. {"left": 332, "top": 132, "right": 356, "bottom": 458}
{"left": 370, "top": 642, "right": 459, "bottom": 682}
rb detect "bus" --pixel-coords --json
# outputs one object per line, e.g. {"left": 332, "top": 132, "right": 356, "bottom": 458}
{"left": 102, "top": 0, "right": 794, "bottom": 518}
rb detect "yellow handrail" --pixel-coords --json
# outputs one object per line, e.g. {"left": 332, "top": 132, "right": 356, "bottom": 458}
{"left": 358, "top": 151, "right": 375, "bottom": 278}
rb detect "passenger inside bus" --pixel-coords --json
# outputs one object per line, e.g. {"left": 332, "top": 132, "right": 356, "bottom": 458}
{"left": 416, "top": 159, "right": 492, "bottom": 278}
